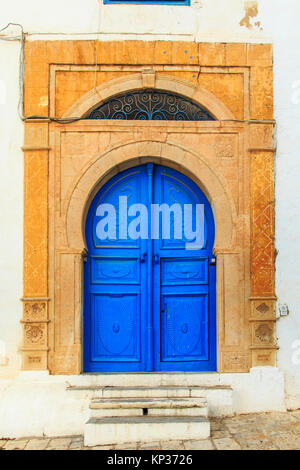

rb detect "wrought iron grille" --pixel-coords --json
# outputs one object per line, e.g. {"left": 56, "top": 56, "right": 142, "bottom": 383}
{"left": 88, "top": 91, "right": 215, "bottom": 121}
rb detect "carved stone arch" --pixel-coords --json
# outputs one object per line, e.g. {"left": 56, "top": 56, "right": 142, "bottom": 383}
{"left": 65, "top": 140, "right": 236, "bottom": 253}
{"left": 63, "top": 73, "right": 236, "bottom": 121}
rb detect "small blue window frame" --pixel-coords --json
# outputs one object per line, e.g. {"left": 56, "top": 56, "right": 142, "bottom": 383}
{"left": 104, "top": 0, "right": 190, "bottom": 5}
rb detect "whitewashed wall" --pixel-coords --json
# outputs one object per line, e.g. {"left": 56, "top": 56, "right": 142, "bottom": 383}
{"left": 0, "top": 40, "right": 23, "bottom": 378}
{"left": 0, "top": 0, "right": 299, "bottom": 410}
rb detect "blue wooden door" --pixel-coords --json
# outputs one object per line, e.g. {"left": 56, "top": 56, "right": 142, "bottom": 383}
{"left": 84, "top": 164, "right": 216, "bottom": 372}
{"left": 152, "top": 166, "right": 216, "bottom": 371}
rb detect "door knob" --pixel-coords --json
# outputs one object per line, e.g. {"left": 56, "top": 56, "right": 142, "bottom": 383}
{"left": 140, "top": 253, "right": 147, "bottom": 263}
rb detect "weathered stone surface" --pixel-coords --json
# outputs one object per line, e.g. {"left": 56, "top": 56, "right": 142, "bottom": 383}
{"left": 272, "top": 432, "right": 300, "bottom": 450}
{"left": 69, "top": 437, "right": 84, "bottom": 449}
{"left": 183, "top": 440, "right": 214, "bottom": 450}
{"left": 235, "top": 434, "right": 277, "bottom": 450}
{"left": 291, "top": 410, "right": 300, "bottom": 420}
{"left": 47, "top": 438, "right": 72, "bottom": 450}
{"left": 91, "top": 445, "right": 115, "bottom": 450}
{"left": 3, "top": 411, "right": 300, "bottom": 450}
{"left": 160, "top": 441, "right": 186, "bottom": 450}
{"left": 25, "top": 439, "right": 50, "bottom": 450}
{"left": 0, "top": 440, "right": 8, "bottom": 449}
{"left": 114, "top": 443, "right": 139, "bottom": 450}
{"left": 4, "top": 439, "right": 29, "bottom": 450}
{"left": 213, "top": 437, "right": 241, "bottom": 450}
{"left": 139, "top": 441, "right": 161, "bottom": 450}
{"left": 211, "top": 429, "right": 231, "bottom": 439}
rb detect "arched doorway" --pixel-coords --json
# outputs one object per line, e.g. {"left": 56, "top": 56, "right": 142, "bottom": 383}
{"left": 84, "top": 163, "right": 216, "bottom": 372}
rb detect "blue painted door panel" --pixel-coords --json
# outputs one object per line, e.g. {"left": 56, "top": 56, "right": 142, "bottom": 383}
{"left": 152, "top": 165, "right": 216, "bottom": 372}
{"left": 160, "top": 293, "right": 209, "bottom": 362}
{"left": 84, "top": 164, "right": 216, "bottom": 372}
{"left": 90, "top": 293, "right": 141, "bottom": 362}
{"left": 84, "top": 166, "right": 148, "bottom": 372}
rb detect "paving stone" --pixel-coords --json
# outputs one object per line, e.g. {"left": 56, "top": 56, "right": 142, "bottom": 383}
{"left": 69, "top": 441, "right": 84, "bottom": 450}
{"left": 271, "top": 432, "right": 300, "bottom": 450}
{"left": 291, "top": 410, "right": 300, "bottom": 420}
{"left": 213, "top": 437, "right": 241, "bottom": 450}
{"left": 224, "top": 414, "right": 258, "bottom": 424}
{"left": 160, "top": 441, "right": 185, "bottom": 450}
{"left": 25, "top": 439, "right": 50, "bottom": 450}
{"left": 225, "top": 422, "right": 261, "bottom": 436}
{"left": 235, "top": 435, "right": 278, "bottom": 450}
{"left": 91, "top": 445, "right": 115, "bottom": 450}
{"left": 70, "top": 436, "right": 84, "bottom": 442}
{"left": 210, "top": 419, "right": 225, "bottom": 431}
{"left": 4, "top": 440, "right": 29, "bottom": 450}
{"left": 261, "top": 427, "right": 288, "bottom": 437}
{"left": 139, "top": 441, "right": 161, "bottom": 450}
{"left": 114, "top": 443, "right": 138, "bottom": 450}
{"left": 290, "top": 421, "right": 300, "bottom": 434}
{"left": 70, "top": 437, "right": 84, "bottom": 444}
{"left": 0, "top": 440, "right": 8, "bottom": 449}
{"left": 183, "top": 439, "right": 214, "bottom": 450}
{"left": 211, "top": 429, "right": 231, "bottom": 439}
{"left": 265, "top": 412, "right": 299, "bottom": 425}
{"left": 47, "top": 438, "right": 72, "bottom": 450}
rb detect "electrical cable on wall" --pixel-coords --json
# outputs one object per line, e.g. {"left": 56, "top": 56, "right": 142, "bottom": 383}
{"left": 0, "top": 22, "right": 83, "bottom": 123}
{"left": 0, "top": 22, "right": 277, "bottom": 127}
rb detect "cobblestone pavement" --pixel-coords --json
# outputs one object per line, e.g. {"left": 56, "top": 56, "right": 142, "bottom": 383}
{"left": 1, "top": 411, "right": 300, "bottom": 450}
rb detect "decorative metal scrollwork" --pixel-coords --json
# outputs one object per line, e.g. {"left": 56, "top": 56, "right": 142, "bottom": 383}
{"left": 88, "top": 90, "right": 215, "bottom": 121}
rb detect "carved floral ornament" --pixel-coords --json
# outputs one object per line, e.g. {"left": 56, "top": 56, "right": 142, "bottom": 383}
{"left": 24, "top": 302, "right": 46, "bottom": 317}
{"left": 255, "top": 324, "right": 273, "bottom": 344}
{"left": 24, "top": 324, "right": 45, "bottom": 344}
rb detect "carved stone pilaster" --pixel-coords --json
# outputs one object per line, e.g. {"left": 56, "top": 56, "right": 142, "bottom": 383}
{"left": 21, "top": 299, "right": 49, "bottom": 370}
{"left": 249, "top": 297, "right": 278, "bottom": 366}
{"left": 22, "top": 120, "right": 49, "bottom": 371}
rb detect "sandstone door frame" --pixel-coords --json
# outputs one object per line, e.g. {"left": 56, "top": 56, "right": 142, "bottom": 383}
{"left": 21, "top": 42, "right": 277, "bottom": 374}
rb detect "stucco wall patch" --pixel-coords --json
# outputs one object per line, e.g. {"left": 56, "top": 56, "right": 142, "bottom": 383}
{"left": 240, "top": 1, "right": 262, "bottom": 31}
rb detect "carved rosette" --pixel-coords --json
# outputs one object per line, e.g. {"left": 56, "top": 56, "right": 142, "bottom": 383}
{"left": 21, "top": 300, "right": 49, "bottom": 370}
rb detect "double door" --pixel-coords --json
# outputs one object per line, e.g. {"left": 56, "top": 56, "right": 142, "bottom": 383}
{"left": 84, "top": 164, "right": 216, "bottom": 372}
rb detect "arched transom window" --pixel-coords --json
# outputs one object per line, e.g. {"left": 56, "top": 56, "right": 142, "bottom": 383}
{"left": 88, "top": 90, "right": 215, "bottom": 121}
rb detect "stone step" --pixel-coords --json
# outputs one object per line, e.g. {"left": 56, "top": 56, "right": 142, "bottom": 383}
{"left": 68, "top": 384, "right": 233, "bottom": 417}
{"left": 90, "top": 397, "right": 207, "bottom": 409}
{"left": 66, "top": 372, "right": 230, "bottom": 388}
{"left": 84, "top": 416, "right": 210, "bottom": 447}
{"left": 100, "top": 386, "right": 207, "bottom": 399}
{"left": 68, "top": 384, "right": 231, "bottom": 395}
{"left": 147, "top": 407, "right": 208, "bottom": 417}
{"left": 89, "top": 397, "right": 208, "bottom": 418}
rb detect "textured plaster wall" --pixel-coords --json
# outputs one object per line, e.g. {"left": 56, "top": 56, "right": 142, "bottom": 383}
{"left": 0, "top": 0, "right": 299, "bottom": 409}
{"left": 0, "top": 41, "right": 23, "bottom": 377}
